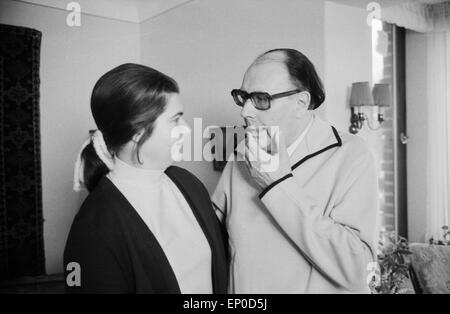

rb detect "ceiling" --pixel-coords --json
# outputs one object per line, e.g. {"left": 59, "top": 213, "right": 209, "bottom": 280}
{"left": 16, "top": 0, "right": 450, "bottom": 22}
{"left": 14, "top": 0, "right": 193, "bottom": 23}
{"left": 134, "top": 0, "right": 193, "bottom": 22}
{"left": 330, "top": 0, "right": 450, "bottom": 8}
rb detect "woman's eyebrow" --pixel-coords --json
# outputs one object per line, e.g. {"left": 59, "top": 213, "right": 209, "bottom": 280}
{"left": 170, "top": 112, "right": 183, "bottom": 119}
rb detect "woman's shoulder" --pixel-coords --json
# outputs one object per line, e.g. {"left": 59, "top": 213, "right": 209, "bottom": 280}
{"left": 65, "top": 177, "right": 127, "bottom": 261}
{"left": 73, "top": 176, "right": 125, "bottom": 231}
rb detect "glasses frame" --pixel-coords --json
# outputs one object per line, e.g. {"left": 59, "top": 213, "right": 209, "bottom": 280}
{"left": 231, "top": 88, "right": 302, "bottom": 111}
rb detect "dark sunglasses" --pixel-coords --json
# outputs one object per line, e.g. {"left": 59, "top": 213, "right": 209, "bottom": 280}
{"left": 231, "top": 89, "right": 302, "bottom": 111}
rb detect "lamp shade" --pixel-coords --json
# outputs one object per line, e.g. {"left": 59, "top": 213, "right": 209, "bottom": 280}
{"left": 373, "top": 83, "right": 391, "bottom": 107}
{"left": 350, "top": 82, "right": 374, "bottom": 107}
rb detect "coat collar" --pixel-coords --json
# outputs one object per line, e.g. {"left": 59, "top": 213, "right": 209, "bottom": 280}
{"left": 290, "top": 114, "right": 342, "bottom": 171}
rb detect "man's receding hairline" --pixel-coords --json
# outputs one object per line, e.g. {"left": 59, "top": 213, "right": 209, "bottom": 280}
{"left": 244, "top": 50, "right": 302, "bottom": 90}
{"left": 244, "top": 51, "right": 288, "bottom": 80}
{"left": 251, "top": 50, "right": 287, "bottom": 67}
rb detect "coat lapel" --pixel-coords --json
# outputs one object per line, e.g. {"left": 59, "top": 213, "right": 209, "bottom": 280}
{"left": 165, "top": 167, "right": 228, "bottom": 294}
{"left": 290, "top": 115, "right": 342, "bottom": 171}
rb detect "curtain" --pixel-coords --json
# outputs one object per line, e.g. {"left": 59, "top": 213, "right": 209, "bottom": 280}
{"left": 0, "top": 24, "right": 45, "bottom": 281}
{"left": 380, "top": 1, "right": 450, "bottom": 32}
{"left": 425, "top": 30, "right": 450, "bottom": 241}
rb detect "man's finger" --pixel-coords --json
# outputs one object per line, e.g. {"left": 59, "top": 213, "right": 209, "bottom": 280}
{"left": 245, "top": 136, "right": 259, "bottom": 164}
{"left": 272, "top": 127, "right": 287, "bottom": 156}
{"left": 245, "top": 133, "right": 258, "bottom": 160}
{"left": 247, "top": 132, "right": 273, "bottom": 165}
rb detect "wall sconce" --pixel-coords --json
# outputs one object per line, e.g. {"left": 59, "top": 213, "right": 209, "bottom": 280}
{"left": 349, "top": 82, "right": 391, "bottom": 134}
{"left": 373, "top": 83, "right": 391, "bottom": 124}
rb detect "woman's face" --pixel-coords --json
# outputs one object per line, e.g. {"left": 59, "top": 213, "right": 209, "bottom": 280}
{"left": 134, "top": 93, "right": 190, "bottom": 170}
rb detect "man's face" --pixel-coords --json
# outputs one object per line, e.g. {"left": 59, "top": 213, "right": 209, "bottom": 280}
{"left": 240, "top": 60, "right": 304, "bottom": 146}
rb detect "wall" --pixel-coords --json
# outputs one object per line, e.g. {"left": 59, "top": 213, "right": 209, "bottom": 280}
{"left": 405, "top": 30, "right": 428, "bottom": 243}
{"left": 324, "top": 1, "right": 394, "bottom": 235}
{"left": 0, "top": 0, "right": 140, "bottom": 274}
{"left": 140, "top": 0, "right": 325, "bottom": 194}
{"left": 324, "top": 2, "right": 430, "bottom": 240}
{"left": 323, "top": 1, "right": 385, "bottom": 177}
{"left": 323, "top": 3, "right": 383, "bottom": 175}
{"left": 324, "top": 1, "right": 374, "bottom": 140}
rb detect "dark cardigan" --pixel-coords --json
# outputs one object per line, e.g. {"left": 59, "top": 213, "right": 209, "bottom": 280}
{"left": 64, "top": 166, "right": 228, "bottom": 294}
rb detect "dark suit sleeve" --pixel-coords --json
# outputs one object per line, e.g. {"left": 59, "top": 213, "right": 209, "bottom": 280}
{"left": 64, "top": 224, "right": 130, "bottom": 294}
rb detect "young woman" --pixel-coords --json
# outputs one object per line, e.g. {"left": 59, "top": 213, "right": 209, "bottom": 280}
{"left": 64, "top": 64, "right": 228, "bottom": 294}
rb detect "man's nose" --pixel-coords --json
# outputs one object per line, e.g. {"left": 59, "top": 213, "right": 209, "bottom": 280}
{"left": 240, "top": 99, "right": 256, "bottom": 120}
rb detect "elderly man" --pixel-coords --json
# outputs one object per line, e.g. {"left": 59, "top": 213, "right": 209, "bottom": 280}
{"left": 212, "top": 48, "right": 379, "bottom": 294}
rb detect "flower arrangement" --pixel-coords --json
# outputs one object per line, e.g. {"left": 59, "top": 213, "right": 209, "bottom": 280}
{"left": 369, "top": 231, "right": 412, "bottom": 294}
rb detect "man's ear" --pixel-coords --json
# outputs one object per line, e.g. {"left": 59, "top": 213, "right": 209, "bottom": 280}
{"left": 296, "top": 91, "right": 311, "bottom": 118}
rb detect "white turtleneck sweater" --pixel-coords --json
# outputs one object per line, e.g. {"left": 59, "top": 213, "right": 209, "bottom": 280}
{"left": 106, "top": 157, "right": 212, "bottom": 294}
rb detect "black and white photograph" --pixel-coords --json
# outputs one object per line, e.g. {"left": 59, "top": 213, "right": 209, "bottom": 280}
{"left": 0, "top": 0, "right": 449, "bottom": 301}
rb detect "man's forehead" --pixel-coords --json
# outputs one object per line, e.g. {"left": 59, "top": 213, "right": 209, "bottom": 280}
{"left": 242, "top": 61, "right": 292, "bottom": 93}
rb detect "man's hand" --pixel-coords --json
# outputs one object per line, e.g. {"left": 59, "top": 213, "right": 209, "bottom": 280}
{"left": 244, "top": 127, "right": 292, "bottom": 191}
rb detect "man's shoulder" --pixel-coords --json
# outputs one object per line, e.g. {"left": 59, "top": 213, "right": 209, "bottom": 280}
{"left": 332, "top": 130, "right": 376, "bottom": 176}
{"left": 337, "top": 130, "right": 371, "bottom": 157}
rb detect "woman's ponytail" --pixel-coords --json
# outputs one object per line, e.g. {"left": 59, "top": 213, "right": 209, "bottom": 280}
{"left": 73, "top": 130, "right": 114, "bottom": 192}
{"left": 80, "top": 142, "right": 109, "bottom": 192}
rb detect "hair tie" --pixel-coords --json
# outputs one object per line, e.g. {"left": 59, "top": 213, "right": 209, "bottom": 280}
{"left": 91, "top": 130, "right": 115, "bottom": 170}
{"left": 73, "top": 130, "right": 114, "bottom": 192}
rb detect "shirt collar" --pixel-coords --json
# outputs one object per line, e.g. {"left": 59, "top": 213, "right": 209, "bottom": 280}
{"left": 290, "top": 114, "right": 342, "bottom": 171}
{"left": 287, "top": 114, "right": 314, "bottom": 156}
{"left": 108, "top": 156, "right": 165, "bottom": 187}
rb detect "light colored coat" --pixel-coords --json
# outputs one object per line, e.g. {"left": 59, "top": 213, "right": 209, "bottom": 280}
{"left": 212, "top": 115, "right": 379, "bottom": 294}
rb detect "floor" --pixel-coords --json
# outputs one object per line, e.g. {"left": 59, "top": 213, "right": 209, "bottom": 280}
{"left": 0, "top": 274, "right": 65, "bottom": 294}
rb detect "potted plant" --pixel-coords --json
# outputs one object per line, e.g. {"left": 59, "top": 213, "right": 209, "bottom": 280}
{"left": 369, "top": 231, "right": 412, "bottom": 294}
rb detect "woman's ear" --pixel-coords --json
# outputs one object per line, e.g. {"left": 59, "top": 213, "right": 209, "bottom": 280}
{"left": 296, "top": 91, "right": 311, "bottom": 118}
{"left": 132, "top": 131, "right": 143, "bottom": 144}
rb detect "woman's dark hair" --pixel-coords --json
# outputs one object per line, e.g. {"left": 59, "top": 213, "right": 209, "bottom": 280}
{"left": 261, "top": 48, "right": 325, "bottom": 110}
{"left": 81, "top": 63, "right": 179, "bottom": 192}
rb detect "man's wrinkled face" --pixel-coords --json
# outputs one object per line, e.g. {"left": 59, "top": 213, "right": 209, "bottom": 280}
{"left": 240, "top": 58, "right": 306, "bottom": 146}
